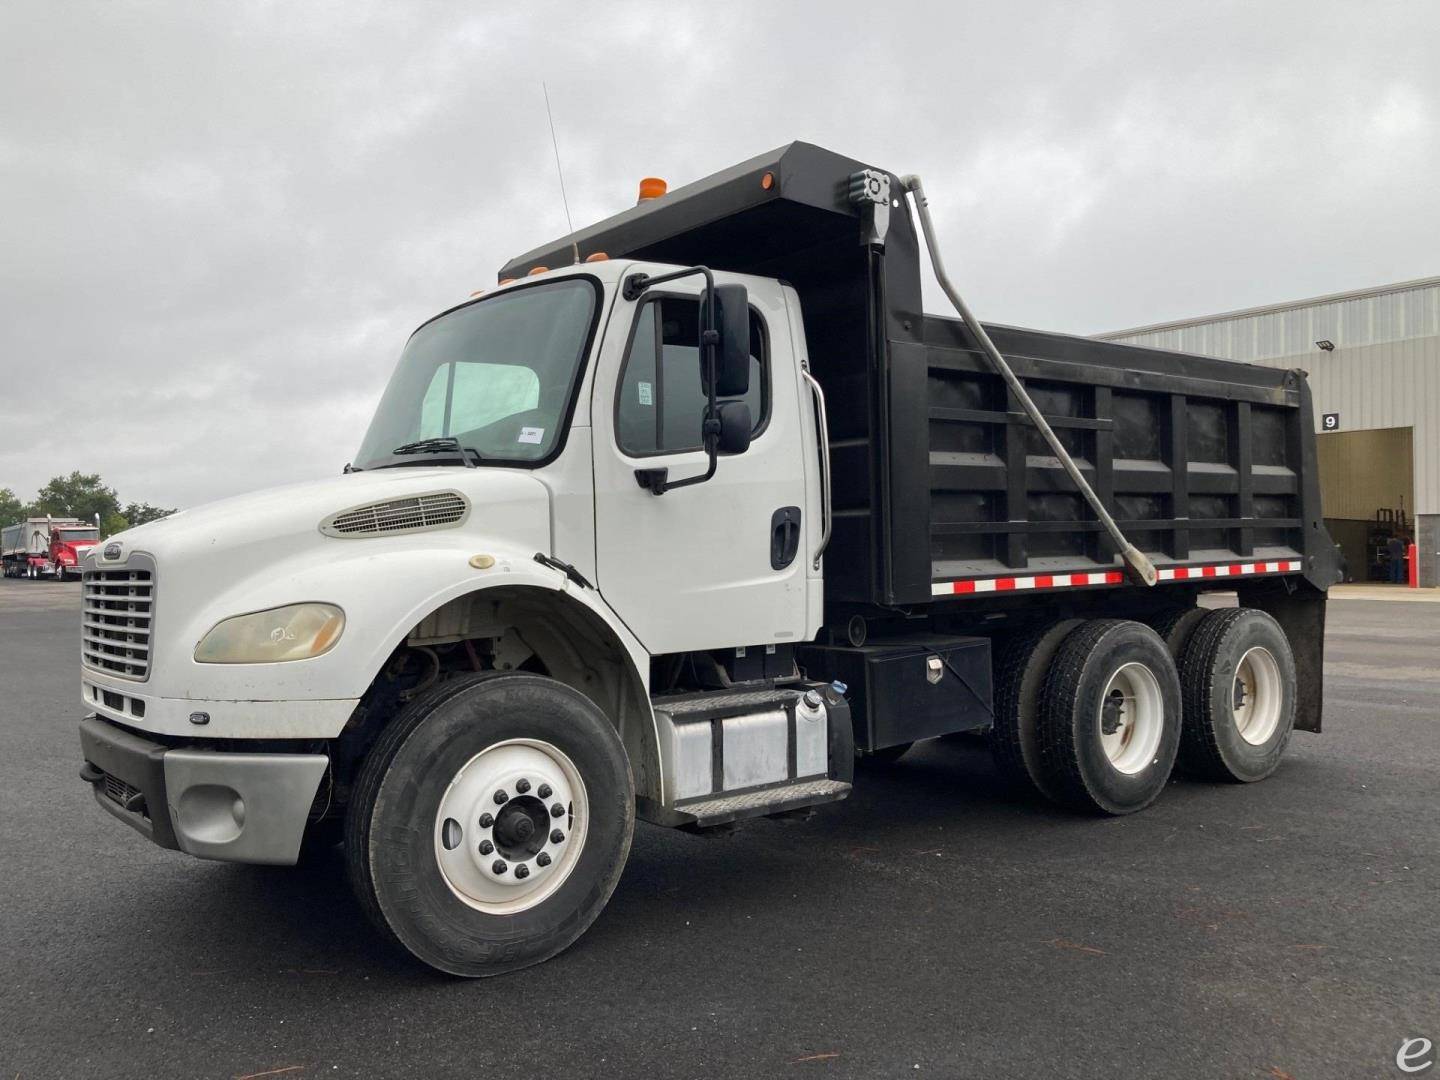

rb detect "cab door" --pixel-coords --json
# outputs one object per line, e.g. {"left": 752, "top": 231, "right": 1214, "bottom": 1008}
{"left": 590, "top": 272, "right": 811, "bottom": 655}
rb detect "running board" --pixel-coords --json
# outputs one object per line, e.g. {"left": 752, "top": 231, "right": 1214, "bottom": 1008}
{"left": 639, "top": 779, "right": 852, "bottom": 829}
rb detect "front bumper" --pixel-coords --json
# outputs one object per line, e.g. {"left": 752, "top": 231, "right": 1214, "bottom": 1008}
{"left": 78, "top": 715, "right": 329, "bottom": 865}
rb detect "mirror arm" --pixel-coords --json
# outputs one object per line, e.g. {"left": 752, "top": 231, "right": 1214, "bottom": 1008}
{"left": 625, "top": 266, "right": 722, "bottom": 496}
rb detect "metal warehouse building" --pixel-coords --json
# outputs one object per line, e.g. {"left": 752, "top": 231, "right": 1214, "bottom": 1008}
{"left": 1100, "top": 276, "right": 1439, "bottom": 586}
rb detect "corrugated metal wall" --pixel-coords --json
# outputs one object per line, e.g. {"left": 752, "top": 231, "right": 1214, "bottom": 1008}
{"left": 1101, "top": 279, "right": 1440, "bottom": 515}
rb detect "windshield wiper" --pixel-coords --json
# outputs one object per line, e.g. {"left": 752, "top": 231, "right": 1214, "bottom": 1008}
{"left": 389, "top": 437, "right": 480, "bottom": 468}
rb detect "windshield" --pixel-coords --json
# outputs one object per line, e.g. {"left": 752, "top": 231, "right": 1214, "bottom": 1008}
{"left": 354, "top": 278, "right": 599, "bottom": 470}
{"left": 57, "top": 529, "right": 98, "bottom": 541}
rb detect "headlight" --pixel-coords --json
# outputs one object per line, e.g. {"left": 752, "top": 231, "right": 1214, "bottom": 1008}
{"left": 194, "top": 603, "right": 345, "bottom": 664}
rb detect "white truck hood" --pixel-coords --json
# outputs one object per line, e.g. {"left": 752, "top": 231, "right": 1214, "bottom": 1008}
{"left": 83, "top": 466, "right": 554, "bottom": 722}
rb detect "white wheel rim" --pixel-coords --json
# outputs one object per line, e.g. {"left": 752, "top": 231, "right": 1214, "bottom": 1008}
{"left": 1233, "top": 646, "right": 1282, "bottom": 746}
{"left": 1098, "top": 662, "right": 1164, "bottom": 774}
{"left": 433, "top": 738, "right": 588, "bottom": 916}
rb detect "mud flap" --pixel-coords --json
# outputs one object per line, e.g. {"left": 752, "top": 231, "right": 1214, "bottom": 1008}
{"left": 1235, "top": 579, "right": 1326, "bottom": 733}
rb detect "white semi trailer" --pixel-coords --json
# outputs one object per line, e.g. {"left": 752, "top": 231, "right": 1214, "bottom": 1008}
{"left": 77, "top": 144, "right": 1339, "bottom": 976}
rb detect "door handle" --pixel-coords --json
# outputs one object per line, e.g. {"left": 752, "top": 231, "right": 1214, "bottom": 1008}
{"left": 771, "top": 506, "right": 802, "bottom": 570}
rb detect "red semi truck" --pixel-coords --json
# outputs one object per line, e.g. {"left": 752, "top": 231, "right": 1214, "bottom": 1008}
{"left": 1, "top": 516, "right": 99, "bottom": 580}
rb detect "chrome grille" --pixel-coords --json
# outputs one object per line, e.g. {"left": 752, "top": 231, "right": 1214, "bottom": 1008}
{"left": 82, "top": 554, "right": 155, "bottom": 681}
{"left": 321, "top": 491, "right": 468, "bottom": 537}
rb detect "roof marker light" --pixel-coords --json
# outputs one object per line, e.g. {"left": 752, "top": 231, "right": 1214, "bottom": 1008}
{"left": 584, "top": 252, "right": 609, "bottom": 263}
{"left": 498, "top": 277, "right": 517, "bottom": 286}
{"left": 528, "top": 266, "right": 549, "bottom": 276}
{"left": 761, "top": 171, "right": 775, "bottom": 191}
{"left": 637, "top": 177, "right": 667, "bottom": 202}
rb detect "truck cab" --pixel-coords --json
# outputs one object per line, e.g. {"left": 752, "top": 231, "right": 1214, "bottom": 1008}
{"left": 49, "top": 523, "right": 99, "bottom": 580}
{"left": 78, "top": 142, "right": 1335, "bottom": 978}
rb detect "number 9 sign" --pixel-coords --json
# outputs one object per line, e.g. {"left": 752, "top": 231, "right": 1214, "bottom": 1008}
{"left": 1321, "top": 413, "right": 1340, "bottom": 431}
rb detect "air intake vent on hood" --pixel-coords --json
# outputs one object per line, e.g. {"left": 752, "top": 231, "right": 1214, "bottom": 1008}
{"left": 321, "top": 491, "right": 469, "bottom": 538}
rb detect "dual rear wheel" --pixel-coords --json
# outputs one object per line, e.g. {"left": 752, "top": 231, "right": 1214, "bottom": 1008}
{"left": 991, "top": 607, "right": 1296, "bottom": 814}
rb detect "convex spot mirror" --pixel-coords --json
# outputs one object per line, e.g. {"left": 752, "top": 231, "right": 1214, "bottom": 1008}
{"left": 716, "top": 401, "right": 752, "bottom": 455}
{"left": 702, "top": 283, "right": 750, "bottom": 397}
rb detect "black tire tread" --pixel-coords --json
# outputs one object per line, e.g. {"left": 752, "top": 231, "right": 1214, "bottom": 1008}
{"left": 1036, "top": 620, "right": 1128, "bottom": 811}
{"left": 1144, "top": 605, "right": 1208, "bottom": 658}
{"left": 1178, "top": 607, "right": 1295, "bottom": 782}
{"left": 1037, "top": 619, "right": 1181, "bottom": 815}
{"left": 989, "top": 619, "right": 1081, "bottom": 801}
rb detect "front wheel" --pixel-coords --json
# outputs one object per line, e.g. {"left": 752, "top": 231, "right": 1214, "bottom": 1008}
{"left": 345, "top": 673, "right": 634, "bottom": 977}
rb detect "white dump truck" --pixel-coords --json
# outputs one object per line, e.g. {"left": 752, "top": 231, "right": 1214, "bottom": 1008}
{"left": 77, "top": 143, "right": 1339, "bottom": 976}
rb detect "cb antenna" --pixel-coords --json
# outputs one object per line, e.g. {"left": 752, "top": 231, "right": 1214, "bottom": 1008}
{"left": 542, "top": 82, "right": 580, "bottom": 266}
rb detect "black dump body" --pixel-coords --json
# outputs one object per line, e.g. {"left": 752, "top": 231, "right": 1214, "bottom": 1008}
{"left": 501, "top": 142, "right": 1340, "bottom": 616}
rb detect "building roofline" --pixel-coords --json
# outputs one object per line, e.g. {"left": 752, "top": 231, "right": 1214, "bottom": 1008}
{"left": 1098, "top": 274, "right": 1440, "bottom": 339}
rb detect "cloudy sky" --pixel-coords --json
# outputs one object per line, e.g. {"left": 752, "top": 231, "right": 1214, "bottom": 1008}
{"left": 2, "top": 1, "right": 1436, "bottom": 510}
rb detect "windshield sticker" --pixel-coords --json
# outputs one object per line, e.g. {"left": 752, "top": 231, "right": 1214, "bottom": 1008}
{"left": 638, "top": 381, "right": 653, "bottom": 406}
{"left": 518, "top": 427, "right": 545, "bottom": 445}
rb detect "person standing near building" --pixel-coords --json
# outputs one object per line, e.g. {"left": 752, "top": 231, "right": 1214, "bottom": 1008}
{"left": 1387, "top": 534, "right": 1408, "bottom": 583}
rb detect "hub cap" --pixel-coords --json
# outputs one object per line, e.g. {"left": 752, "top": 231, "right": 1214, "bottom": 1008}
{"left": 433, "top": 739, "right": 587, "bottom": 915}
{"left": 1098, "top": 662, "right": 1164, "bottom": 774}
{"left": 1232, "top": 646, "right": 1282, "bottom": 746}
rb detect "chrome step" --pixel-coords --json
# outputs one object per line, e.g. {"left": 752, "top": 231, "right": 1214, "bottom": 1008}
{"left": 677, "top": 778, "right": 851, "bottom": 828}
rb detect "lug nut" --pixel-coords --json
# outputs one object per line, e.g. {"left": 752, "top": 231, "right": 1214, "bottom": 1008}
{"left": 550, "top": 803, "right": 565, "bottom": 818}
{"left": 537, "top": 783, "right": 552, "bottom": 799}
{"left": 478, "top": 812, "right": 494, "bottom": 828}
{"left": 536, "top": 851, "right": 552, "bottom": 867}
{"left": 514, "top": 864, "right": 530, "bottom": 879}
{"left": 479, "top": 839, "right": 494, "bottom": 855}
{"left": 493, "top": 789, "right": 508, "bottom": 805}
{"left": 515, "top": 778, "right": 531, "bottom": 793}
{"left": 492, "top": 859, "right": 508, "bottom": 875}
{"left": 550, "top": 829, "right": 565, "bottom": 844}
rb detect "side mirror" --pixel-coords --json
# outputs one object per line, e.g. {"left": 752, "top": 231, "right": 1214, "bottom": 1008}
{"left": 715, "top": 401, "right": 752, "bottom": 455}
{"left": 703, "top": 284, "right": 750, "bottom": 397}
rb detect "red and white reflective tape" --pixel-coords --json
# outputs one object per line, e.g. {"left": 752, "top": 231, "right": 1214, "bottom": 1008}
{"left": 932, "top": 559, "right": 1301, "bottom": 598}
{"left": 1156, "top": 559, "right": 1301, "bottom": 581}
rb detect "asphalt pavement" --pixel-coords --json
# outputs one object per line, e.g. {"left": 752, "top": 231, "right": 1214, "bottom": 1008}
{"left": 2, "top": 577, "right": 1437, "bottom": 1079}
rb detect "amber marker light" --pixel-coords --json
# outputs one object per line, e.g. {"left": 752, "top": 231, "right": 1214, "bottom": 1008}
{"left": 527, "top": 266, "right": 549, "bottom": 276}
{"left": 637, "top": 177, "right": 667, "bottom": 202}
{"left": 584, "top": 252, "right": 609, "bottom": 263}
{"left": 761, "top": 171, "right": 776, "bottom": 191}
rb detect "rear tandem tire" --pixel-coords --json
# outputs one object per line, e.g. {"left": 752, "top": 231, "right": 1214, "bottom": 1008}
{"left": 1143, "top": 605, "right": 1208, "bottom": 660}
{"left": 345, "top": 672, "right": 634, "bottom": 977}
{"left": 1037, "top": 619, "right": 1182, "bottom": 815}
{"left": 989, "top": 619, "right": 1083, "bottom": 802}
{"left": 1178, "top": 608, "right": 1296, "bottom": 783}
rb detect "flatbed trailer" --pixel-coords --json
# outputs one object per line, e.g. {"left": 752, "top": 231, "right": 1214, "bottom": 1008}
{"left": 77, "top": 141, "right": 1339, "bottom": 977}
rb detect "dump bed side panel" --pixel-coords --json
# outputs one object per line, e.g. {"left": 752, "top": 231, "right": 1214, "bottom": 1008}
{"left": 888, "top": 318, "right": 1338, "bottom": 607}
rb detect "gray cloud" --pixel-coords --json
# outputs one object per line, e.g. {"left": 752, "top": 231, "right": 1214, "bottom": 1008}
{"left": 2, "top": 0, "right": 1435, "bottom": 508}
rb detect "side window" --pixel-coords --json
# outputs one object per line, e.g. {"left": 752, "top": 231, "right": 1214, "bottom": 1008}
{"left": 617, "top": 296, "right": 767, "bottom": 456}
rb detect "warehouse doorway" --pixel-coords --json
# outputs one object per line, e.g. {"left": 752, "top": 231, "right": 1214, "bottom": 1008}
{"left": 1316, "top": 425, "right": 1414, "bottom": 582}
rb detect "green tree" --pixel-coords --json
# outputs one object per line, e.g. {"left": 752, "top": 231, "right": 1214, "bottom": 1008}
{"left": 121, "top": 501, "right": 175, "bottom": 527}
{"left": 0, "top": 487, "right": 28, "bottom": 525}
{"left": 30, "top": 472, "right": 120, "bottom": 526}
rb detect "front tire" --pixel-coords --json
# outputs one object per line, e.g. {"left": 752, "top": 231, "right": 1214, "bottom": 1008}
{"left": 1178, "top": 608, "right": 1296, "bottom": 782}
{"left": 1037, "top": 620, "right": 1182, "bottom": 815}
{"left": 345, "top": 673, "right": 634, "bottom": 977}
